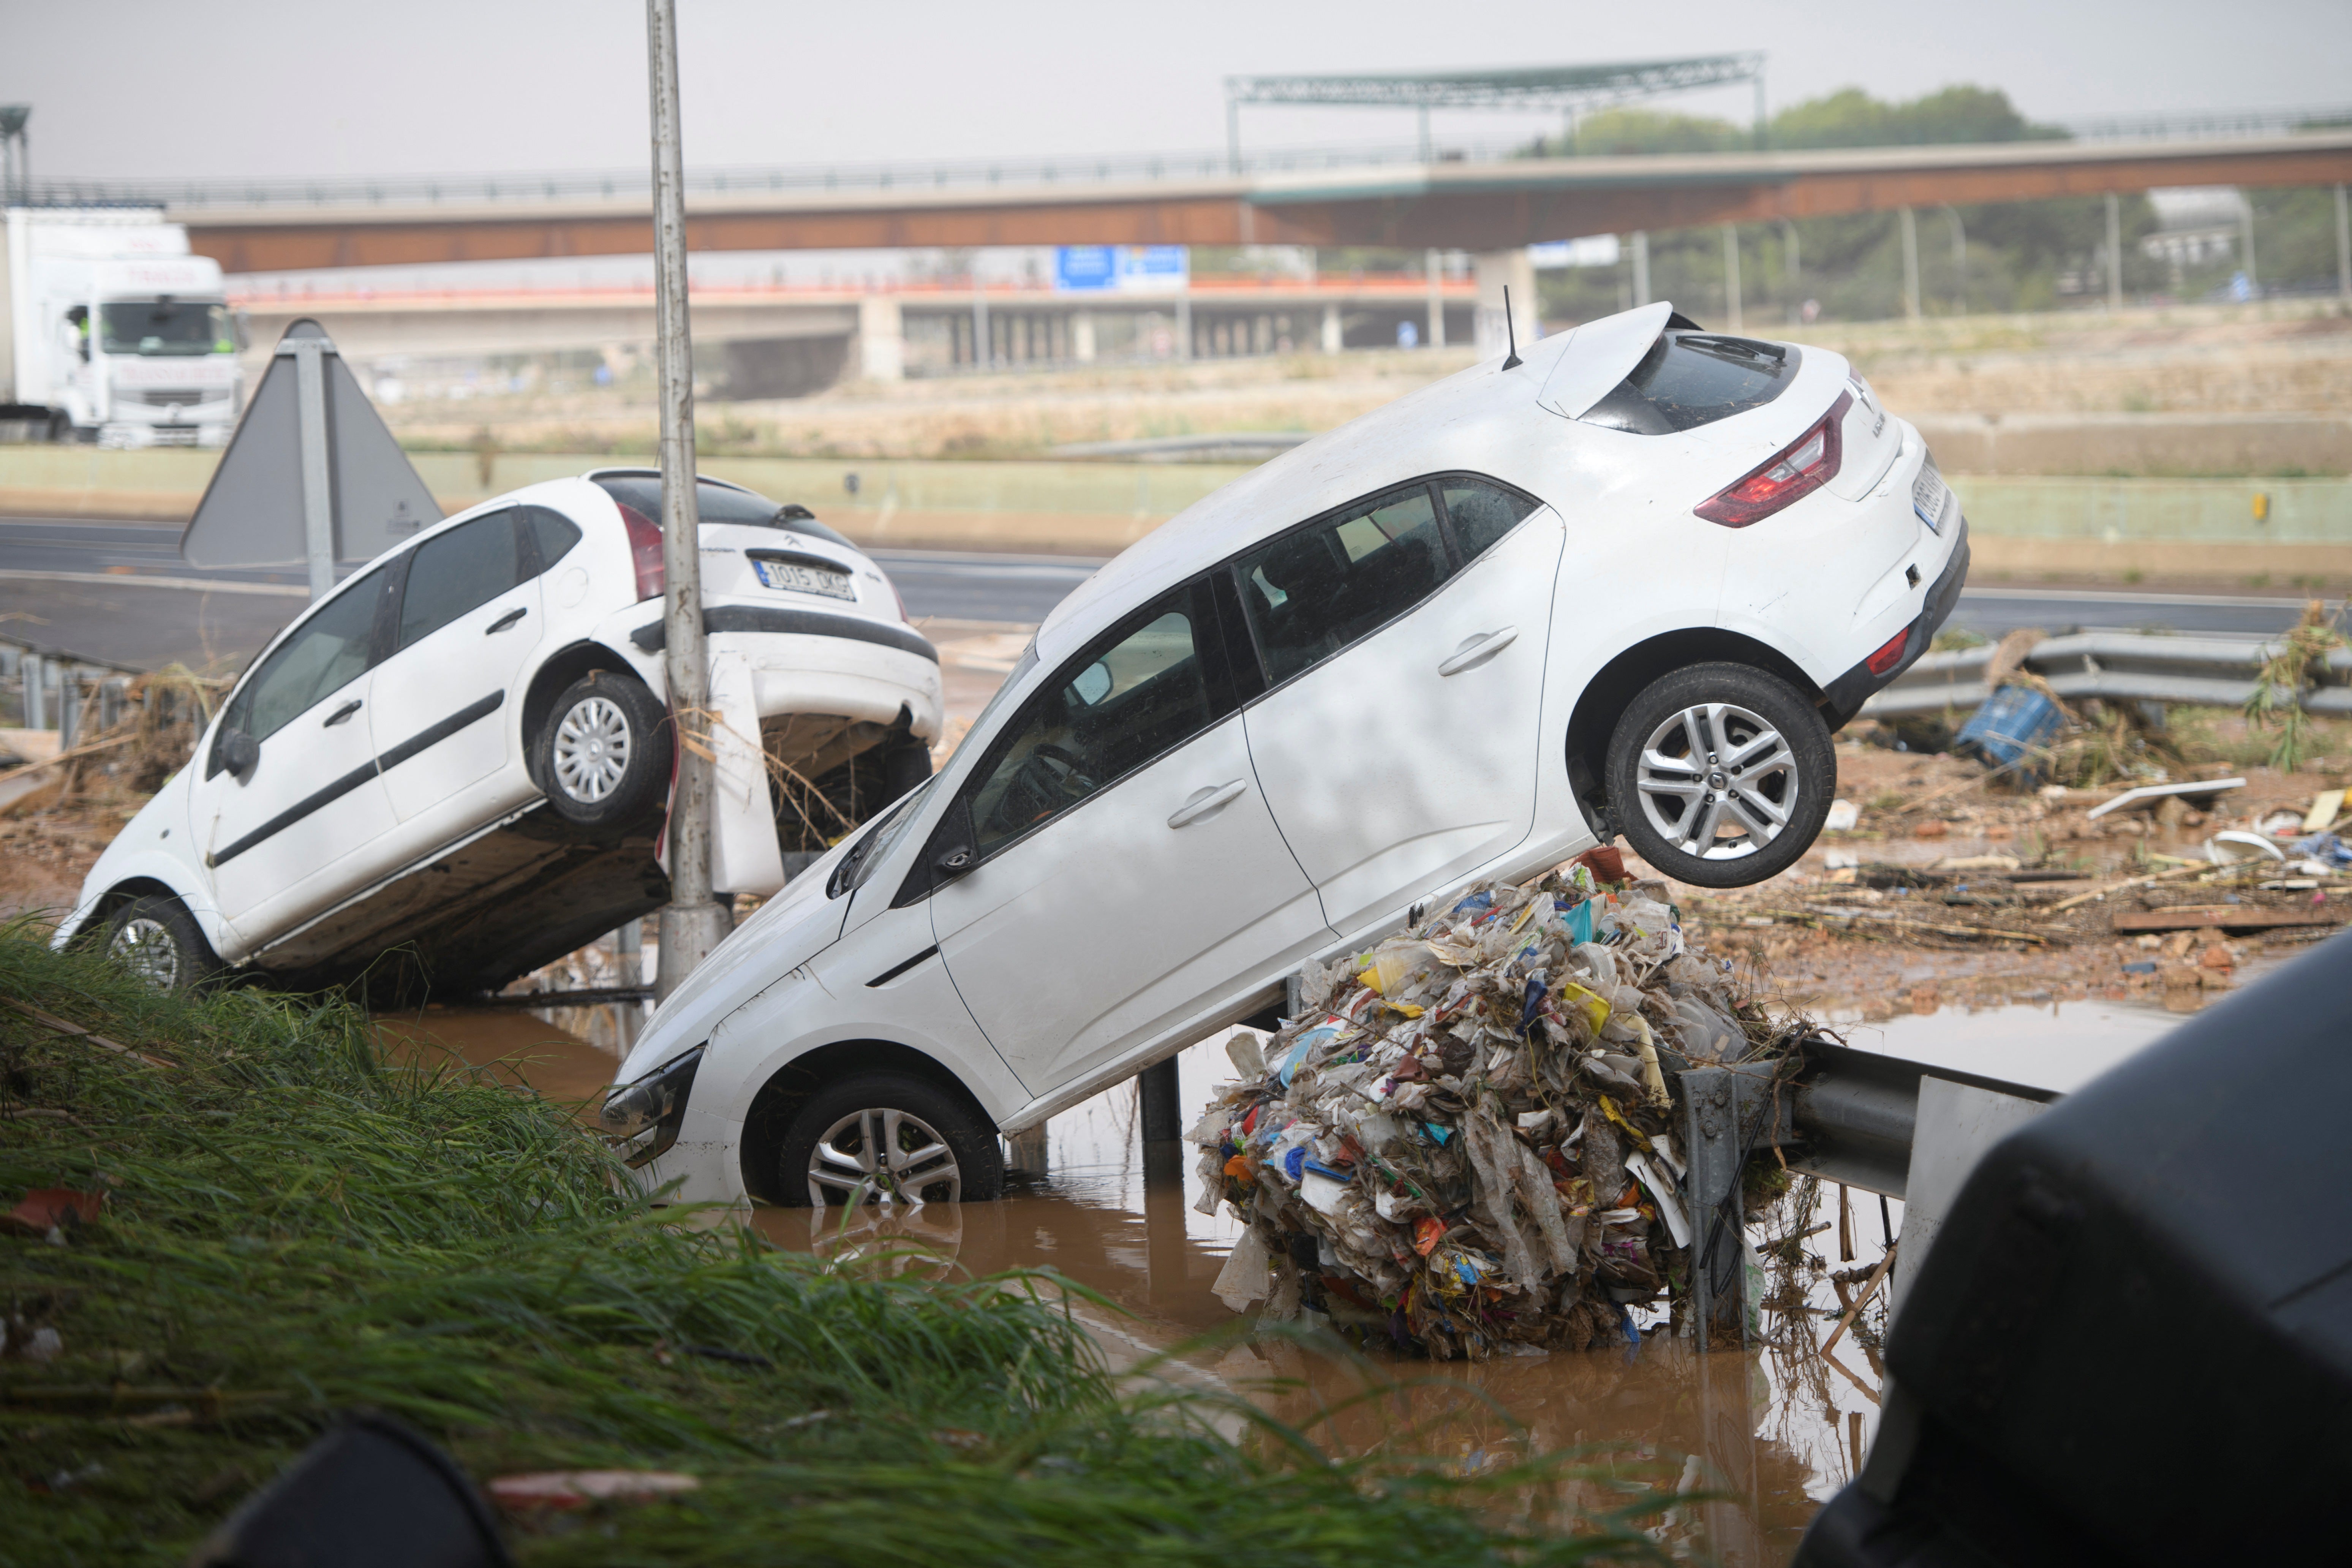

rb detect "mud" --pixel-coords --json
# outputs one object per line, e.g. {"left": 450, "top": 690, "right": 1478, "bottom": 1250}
{"left": 398, "top": 985, "right": 2199, "bottom": 1561}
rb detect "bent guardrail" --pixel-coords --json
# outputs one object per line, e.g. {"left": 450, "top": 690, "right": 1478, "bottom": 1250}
{"left": 1861, "top": 631, "right": 2352, "bottom": 719}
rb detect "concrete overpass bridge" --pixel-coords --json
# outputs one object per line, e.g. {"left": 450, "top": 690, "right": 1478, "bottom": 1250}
{"left": 231, "top": 274, "right": 1480, "bottom": 395}
{"left": 45, "top": 127, "right": 2328, "bottom": 385}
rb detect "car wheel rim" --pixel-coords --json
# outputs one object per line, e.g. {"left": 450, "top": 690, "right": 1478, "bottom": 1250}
{"left": 807, "top": 1106, "right": 962, "bottom": 1207}
{"left": 1635, "top": 701, "right": 1799, "bottom": 862}
{"left": 553, "top": 696, "right": 631, "bottom": 803}
{"left": 108, "top": 917, "right": 181, "bottom": 990}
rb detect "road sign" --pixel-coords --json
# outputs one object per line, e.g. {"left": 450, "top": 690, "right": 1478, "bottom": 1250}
{"left": 179, "top": 319, "right": 440, "bottom": 597}
{"left": 1053, "top": 245, "right": 1189, "bottom": 294}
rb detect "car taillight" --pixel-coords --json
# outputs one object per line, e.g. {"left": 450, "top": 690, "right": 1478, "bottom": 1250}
{"left": 618, "top": 503, "right": 665, "bottom": 601}
{"left": 1865, "top": 627, "right": 1910, "bottom": 676}
{"left": 1694, "top": 390, "right": 1853, "bottom": 528}
{"left": 887, "top": 575, "right": 910, "bottom": 622}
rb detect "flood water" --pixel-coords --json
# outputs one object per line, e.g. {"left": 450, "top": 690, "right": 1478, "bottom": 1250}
{"left": 379, "top": 978, "right": 2209, "bottom": 1564}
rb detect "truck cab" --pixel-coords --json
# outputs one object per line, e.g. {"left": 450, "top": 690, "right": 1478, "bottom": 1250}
{"left": 3, "top": 206, "right": 243, "bottom": 447}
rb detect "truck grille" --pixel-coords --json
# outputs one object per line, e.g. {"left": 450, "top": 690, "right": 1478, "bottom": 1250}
{"left": 128, "top": 389, "right": 216, "bottom": 408}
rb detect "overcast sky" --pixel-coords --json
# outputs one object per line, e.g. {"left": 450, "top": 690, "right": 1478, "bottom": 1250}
{"left": 6, "top": 0, "right": 2350, "bottom": 183}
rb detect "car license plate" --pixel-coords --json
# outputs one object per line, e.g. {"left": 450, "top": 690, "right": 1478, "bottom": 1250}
{"left": 1912, "top": 452, "right": 1951, "bottom": 533}
{"left": 753, "top": 557, "right": 855, "bottom": 600}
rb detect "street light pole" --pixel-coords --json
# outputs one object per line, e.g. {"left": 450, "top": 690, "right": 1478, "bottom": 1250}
{"left": 646, "top": 0, "right": 727, "bottom": 999}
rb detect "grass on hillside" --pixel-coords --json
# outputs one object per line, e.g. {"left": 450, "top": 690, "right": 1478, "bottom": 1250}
{"left": 0, "top": 926, "right": 1668, "bottom": 1566}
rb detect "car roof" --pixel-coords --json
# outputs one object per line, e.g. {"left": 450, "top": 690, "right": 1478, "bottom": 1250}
{"left": 1032, "top": 303, "right": 1675, "bottom": 666}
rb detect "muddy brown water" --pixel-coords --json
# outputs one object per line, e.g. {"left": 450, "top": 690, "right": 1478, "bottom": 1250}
{"left": 379, "top": 985, "right": 2207, "bottom": 1563}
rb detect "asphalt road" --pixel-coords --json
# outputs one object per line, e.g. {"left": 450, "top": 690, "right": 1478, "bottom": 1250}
{"left": 0, "top": 514, "right": 2334, "bottom": 673}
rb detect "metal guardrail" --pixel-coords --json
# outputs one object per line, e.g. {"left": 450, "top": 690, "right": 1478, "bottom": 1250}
{"left": 1860, "top": 631, "right": 2352, "bottom": 719}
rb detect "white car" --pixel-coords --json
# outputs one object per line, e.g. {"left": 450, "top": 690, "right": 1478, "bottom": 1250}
{"left": 599, "top": 301, "right": 1968, "bottom": 1209}
{"left": 56, "top": 468, "right": 943, "bottom": 994}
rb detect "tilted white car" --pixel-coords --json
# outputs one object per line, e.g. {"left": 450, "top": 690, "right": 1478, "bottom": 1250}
{"left": 56, "top": 468, "right": 942, "bottom": 995}
{"left": 600, "top": 301, "right": 1969, "bottom": 1209}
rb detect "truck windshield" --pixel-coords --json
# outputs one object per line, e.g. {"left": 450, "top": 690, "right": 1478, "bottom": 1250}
{"left": 101, "top": 300, "right": 234, "bottom": 357}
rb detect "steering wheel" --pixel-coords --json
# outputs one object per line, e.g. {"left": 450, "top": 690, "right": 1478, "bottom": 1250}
{"left": 986, "top": 742, "right": 1097, "bottom": 835}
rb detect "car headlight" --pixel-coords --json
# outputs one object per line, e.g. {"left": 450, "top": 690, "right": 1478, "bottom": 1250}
{"left": 599, "top": 1046, "right": 705, "bottom": 1166}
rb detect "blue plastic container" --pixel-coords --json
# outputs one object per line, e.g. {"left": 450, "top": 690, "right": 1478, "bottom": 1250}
{"left": 1954, "top": 685, "right": 2065, "bottom": 775}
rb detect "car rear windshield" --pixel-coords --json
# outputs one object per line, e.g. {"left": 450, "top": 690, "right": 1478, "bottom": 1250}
{"left": 591, "top": 474, "right": 857, "bottom": 550}
{"left": 1579, "top": 331, "right": 1800, "bottom": 435}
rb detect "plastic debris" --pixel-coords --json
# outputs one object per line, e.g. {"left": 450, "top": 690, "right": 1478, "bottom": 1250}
{"left": 1955, "top": 686, "right": 2065, "bottom": 778}
{"left": 1824, "top": 799, "right": 1860, "bottom": 832}
{"left": 3, "top": 1188, "right": 105, "bottom": 1242}
{"left": 2084, "top": 778, "right": 2246, "bottom": 820}
{"left": 1190, "top": 865, "right": 1794, "bottom": 1359}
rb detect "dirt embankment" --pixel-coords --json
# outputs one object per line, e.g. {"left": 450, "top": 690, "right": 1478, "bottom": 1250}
{"left": 380, "top": 302, "right": 2352, "bottom": 463}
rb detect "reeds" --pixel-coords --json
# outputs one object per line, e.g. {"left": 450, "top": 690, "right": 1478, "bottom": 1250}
{"left": 0, "top": 928, "right": 1668, "bottom": 1565}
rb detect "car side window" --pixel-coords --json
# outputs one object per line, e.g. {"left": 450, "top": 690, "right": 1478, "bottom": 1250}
{"left": 966, "top": 585, "right": 1219, "bottom": 857}
{"left": 221, "top": 563, "right": 395, "bottom": 751}
{"left": 398, "top": 510, "right": 524, "bottom": 649}
{"left": 1439, "top": 479, "right": 1540, "bottom": 563}
{"left": 1235, "top": 483, "right": 1451, "bottom": 687}
{"left": 521, "top": 505, "right": 582, "bottom": 572}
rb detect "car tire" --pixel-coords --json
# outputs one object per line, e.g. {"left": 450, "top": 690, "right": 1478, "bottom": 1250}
{"left": 104, "top": 893, "right": 219, "bottom": 993}
{"left": 1604, "top": 661, "right": 1834, "bottom": 889}
{"left": 775, "top": 1072, "right": 1004, "bottom": 1207}
{"left": 536, "top": 672, "right": 673, "bottom": 829}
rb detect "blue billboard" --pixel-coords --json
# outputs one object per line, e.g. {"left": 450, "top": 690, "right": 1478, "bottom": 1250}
{"left": 1054, "top": 245, "right": 1189, "bottom": 294}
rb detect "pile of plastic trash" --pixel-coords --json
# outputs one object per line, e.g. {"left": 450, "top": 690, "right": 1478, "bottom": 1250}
{"left": 1190, "top": 855, "right": 1786, "bottom": 1359}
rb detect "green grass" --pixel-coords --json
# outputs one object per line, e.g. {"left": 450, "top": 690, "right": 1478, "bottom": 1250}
{"left": 0, "top": 929, "right": 1665, "bottom": 1566}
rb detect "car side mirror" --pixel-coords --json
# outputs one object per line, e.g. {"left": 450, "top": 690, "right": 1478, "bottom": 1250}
{"left": 1070, "top": 661, "right": 1113, "bottom": 707}
{"left": 220, "top": 729, "right": 259, "bottom": 782}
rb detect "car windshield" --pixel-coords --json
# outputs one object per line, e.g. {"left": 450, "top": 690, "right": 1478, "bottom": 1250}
{"left": 591, "top": 473, "right": 857, "bottom": 550}
{"left": 101, "top": 300, "right": 234, "bottom": 357}
{"left": 1581, "top": 331, "right": 1799, "bottom": 435}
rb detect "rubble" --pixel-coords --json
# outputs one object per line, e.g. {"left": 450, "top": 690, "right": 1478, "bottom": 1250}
{"left": 1190, "top": 859, "right": 1797, "bottom": 1359}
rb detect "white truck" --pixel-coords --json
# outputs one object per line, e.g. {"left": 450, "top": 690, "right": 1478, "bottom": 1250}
{"left": 2, "top": 206, "right": 242, "bottom": 447}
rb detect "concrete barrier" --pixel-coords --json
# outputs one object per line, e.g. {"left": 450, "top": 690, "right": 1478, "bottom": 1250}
{"left": 3, "top": 445, "right": 2347, "bottom": 574}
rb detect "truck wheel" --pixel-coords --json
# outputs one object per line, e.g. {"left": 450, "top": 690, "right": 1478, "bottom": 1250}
{"left": 536, "top": 672, "right": 672, "bottom": 829}
{"left": 776, "top": 1073, "right": 1003, "bottom": 1206}
{"left": 1605, "top": 662, "right": 1833, "bottom": 889}
{"left": 105, "top": 894, "right": 219, "bottom": 993}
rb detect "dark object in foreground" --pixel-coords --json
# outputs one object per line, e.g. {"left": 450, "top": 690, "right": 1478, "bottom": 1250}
{"left": 1792, "top": 936, "right": 2352, "bottom": 1567}
{"left": 186, "top": 1412, "right": 510, "bottom": 1568}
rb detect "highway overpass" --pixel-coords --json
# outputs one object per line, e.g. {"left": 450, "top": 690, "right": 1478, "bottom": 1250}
{"left": 232, "top": 274, "right": 1480, "bottom": 394}
{"left": 171, "top": 132, "right": 2352, "bottom": 271}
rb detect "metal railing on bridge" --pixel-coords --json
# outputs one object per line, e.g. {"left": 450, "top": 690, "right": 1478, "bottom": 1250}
{"left": 22, "top": 103, "right": 2352, "bottom": 213}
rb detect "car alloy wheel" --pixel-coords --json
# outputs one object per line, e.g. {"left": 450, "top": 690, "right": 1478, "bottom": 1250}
{"left": 552, "top": 695, "right": 632, "bottom": 805}
{"left": 1634, "top": 700, "right": 1798, "bottom": 862}
{"left": 107, "top": 915, "right": 183, "bottom": 990}
{"left": 806, "top": 1106, "right": 963, "bottom": 1206}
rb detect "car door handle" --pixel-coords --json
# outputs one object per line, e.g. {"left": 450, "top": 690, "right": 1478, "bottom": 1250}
{"left": 1167, "top": 779, "right": 1248, "bottom": 830}
{"left": 1438, "top": 626, "right": 1518, "bottom": 677}
{"left": 485, "top": 607, "right": 528, "bottom": 634}
{"left": 323, "top": 699, "right": 362, "bottom": 727}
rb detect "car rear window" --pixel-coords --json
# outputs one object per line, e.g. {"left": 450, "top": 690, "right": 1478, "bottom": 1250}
{"left": 1579, "top": 332, "right": 1800, "bottom": 435}
{"left": 591, "top": 473, "right": 857, "bottom": 550}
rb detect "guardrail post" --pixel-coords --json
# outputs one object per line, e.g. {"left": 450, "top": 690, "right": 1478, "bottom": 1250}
{"left": 1681, "top": 1064, "right": 1776, "bottom": 1350}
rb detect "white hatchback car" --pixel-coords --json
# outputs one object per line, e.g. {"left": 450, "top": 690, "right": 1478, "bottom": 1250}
{"left": 57, "top": 468, "right": 943, "bottom": 995}
{"left": 600, "top": 302, "right": 1968, "bottom": 1209}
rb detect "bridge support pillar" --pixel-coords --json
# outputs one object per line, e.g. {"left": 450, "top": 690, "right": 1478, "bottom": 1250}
{"left": 1472, "top": 248, "right": 1536, "bottom": 360}
{"left": 1072, "top": 309, "right": 1097, "bottom": 363}
{"left": 1319, "top": 302, "right": 1342, "bottom": 353}
{"left": 857, "top": 294, "right": 904, "bottom": 382}
{"left": 1426, "top": 248, "right": 1446, "bottom": 348}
